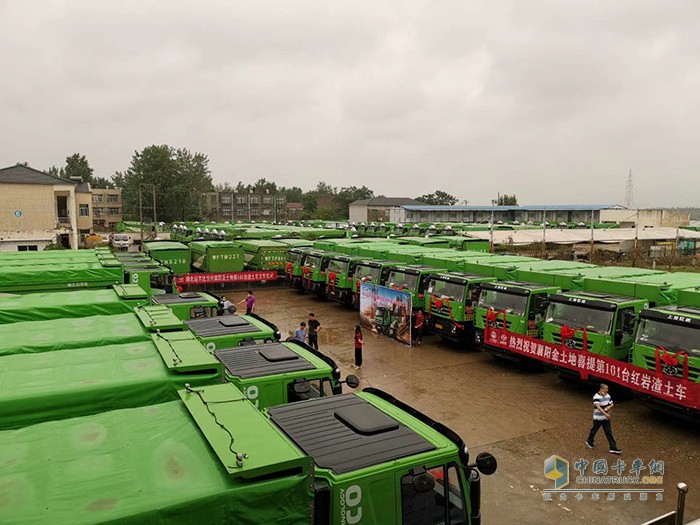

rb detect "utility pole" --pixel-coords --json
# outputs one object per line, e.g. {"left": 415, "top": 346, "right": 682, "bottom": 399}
{"left": 633, "top": 209, "right": 639, "bottom": 266}
{"left": 541, "top": 210, "right": 547, "bottom": 259}
{"left": 138, "top": 185, "right": 144, "bottom": 251}
{"left": 151, "top": 185, "right": 157, "bottom": 239}
{"left": 489, "top": 198, "right": 497, "bottom": 253}
{"left": 589, "top": 209, "right": 595, "bottom": 263}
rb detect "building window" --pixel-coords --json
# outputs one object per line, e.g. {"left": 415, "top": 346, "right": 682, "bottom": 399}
{"left": 79, "top": 204, "right": 90, "bottom": 217}
{"left": 222, "top": 208, "right": 231, "bottom": 215}
{"left": 107, "top": 194, "right": 119, "bottom": 203}
{"left": 236, "top": 196, "right": 247, "bottom": 204}
{"left": 250, "top": 196, "right": 260, "bottom": 205}
{"left": 18, "top": 245, "right": 38, "bottom": 251}
{"left": 276, "top": 197, "right": 285, "bottom": 204}
{"left": 262, "top": 209, "right": 271, "bottom": 216}
{"left": 250, "top": 208, "right": 260, "bottom": 216}
{"left": 262, "top": 196, "right": 272, "bottom": 205}
{"left": 221, "top": 196, "right": 232, "bottom": 204}
{"left": 108, "top": 208, "right": 120, "bottom": 215}
{"left": 237, "top": 207, "right": 247, "bottom": 216}
{"left": 92, "top": 195, "right": 103, "bottom": 203}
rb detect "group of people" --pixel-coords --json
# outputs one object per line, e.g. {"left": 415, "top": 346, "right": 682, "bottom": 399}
{"left": 293, "top": 313, "right": 322, "bottom": 350}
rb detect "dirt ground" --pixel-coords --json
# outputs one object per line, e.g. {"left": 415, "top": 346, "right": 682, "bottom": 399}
{"left": 245, "top": 287, "right": 699, "bottom": 525}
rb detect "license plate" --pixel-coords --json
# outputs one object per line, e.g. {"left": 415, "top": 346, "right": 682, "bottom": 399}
{"left": 435, "top": 323, "right": 443, "bottom": 330}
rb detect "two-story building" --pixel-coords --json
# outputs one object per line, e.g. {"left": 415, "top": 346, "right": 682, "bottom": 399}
{"left": 0, "top": 165, "right": 123, "bottom": 251}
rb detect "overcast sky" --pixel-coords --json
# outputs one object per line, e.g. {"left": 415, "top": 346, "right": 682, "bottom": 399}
{"left": 1, "top": 1, "right": 698, "bottom": 207}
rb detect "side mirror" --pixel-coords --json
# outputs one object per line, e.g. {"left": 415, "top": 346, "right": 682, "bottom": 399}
{"left": 292, "top": 379, "right": 311, "bottom": 395}
{"left": 468, "top": 452, "right": 498, "bottom": 475}
{"left": 344, "top": 375, "right": 360, "bottom": 389}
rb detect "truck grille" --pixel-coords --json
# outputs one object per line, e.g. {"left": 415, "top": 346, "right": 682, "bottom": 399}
{"left": 642, "top": 356, "right": 700, "bottom": 382}
{"left": 550, "top": 333, "right": 585, "bottom": 351}
{"left": 479, "top": 313, "right": 511, "bottom": 330}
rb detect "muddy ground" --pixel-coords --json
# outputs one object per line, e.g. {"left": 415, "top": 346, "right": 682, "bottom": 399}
{"left": 243, "top": 287, "right": 699, "bottom": 525}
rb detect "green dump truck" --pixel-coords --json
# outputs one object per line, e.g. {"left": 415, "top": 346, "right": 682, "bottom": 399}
{"left": 384, "top": 264, "right": 442, "bottom": 310}
{"left": 0, "top": 284, "right": 148, "bottom": 324}
{"left": 214, "top": 340, "right": 349, "bottom": 410}
{"left": 350, "top": 259, "right": 398, "bottom": 309}
{"left": 0, "top": 332, "right": 221, "bottom": 430}
{"left": 325, "top": 254, "right": 365, "bottom": 305}
{"left": 475, "top": 281, "right": 559, "bottom": 360}
{"left": 142, "top": 241, "right": 192, "bottom": 275}
{"left": 285, "top": 247, "right": 315, "bottom": 288}
{"left": 0, "top": 305, "right": 184, "bottom": 357}
{"left": 425, "top": 272, "right": 496, "bottom": 345}
{"left": 122, "top": 263, "right": 175, "bottom": 295}
{"left": 0, "top": 382, "right": 497, "bottom": 524}
{"left": 184, "top": 313, "right": 281, "bottom": 351}
{"left": 189, "top": 240, "right": 245, "bottom": 273}
{"left": 301, "top": 251, "right": 335, "bottom": 297}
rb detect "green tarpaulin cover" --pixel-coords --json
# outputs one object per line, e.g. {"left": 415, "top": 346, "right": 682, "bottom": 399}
{"left": 0, "top": 263, "right": 123, "bottom": 291}
{"left": 0, "top": 336, "right": 221, "bottom": 429}
{"left": 0, "top": 400, "right": 312, "bottom": 524}
{"left": 0, "top": 308, "right": 182, "bottom": 356}
{"left": 0, "top": 286, "right": 148, "bottom": 324}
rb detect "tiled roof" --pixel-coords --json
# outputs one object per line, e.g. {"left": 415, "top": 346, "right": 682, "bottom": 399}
{"left": 350, "top": 197, "right": 421, "bottom": 206}
{"left": 0, "top": 165, "right": 76, "bottom": 186}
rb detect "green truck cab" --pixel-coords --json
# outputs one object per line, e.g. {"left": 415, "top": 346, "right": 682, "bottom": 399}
{"left": 542, "top": 292, "right": 645, "bottom": 362}
{"left": 213, "top": 340, "right": 349, "bottom": 410}
{"left": 326, "top": 255, "right": 365, "bottom": 305}
{"left": 122, "top": 263, "right": 176, "bottom": 294}
{"left": 151, "top": 291, "right": 224, "bottom": 320}
{"left": 268, "top": 388, "right": 497, "bottom": 525}
{"left": 301, "top": 251, "right": 335, "bottom": 297}
{"left": 285, "top": 247, "right": 314, "bottom": 287}
{"left": 384, "top": 264, "right": 442, "bottom": 311}
{"left": 142, "top": 241, "right": 192, "bottom": 275}
{"left": 0, "top": 284, "right": 149, "bottom": 324}
{"left": 189, "top": 240, "right": 245, "bottom": 273}
{"left": 350, "top": 260, "right": 398, "bottom": 309}
{"left": 475, "top": 282, "right": 559, "bottom": 359}
{"left": 184, "top": 313, "right": 281, "bottom": 351}
{"left": 425, "top": 272, "right": 495, "bottom": 344}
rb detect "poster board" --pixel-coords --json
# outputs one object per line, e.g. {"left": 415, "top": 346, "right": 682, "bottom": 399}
{"left": 359, "top": 282, "right": 412, "bottom": 346}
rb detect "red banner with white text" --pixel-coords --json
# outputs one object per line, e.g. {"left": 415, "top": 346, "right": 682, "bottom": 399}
{"left": 484, "top": 322, "right": 699, "bottom": 411}
{"left": 175, "top": 271, "right": 278, "bottom": 285}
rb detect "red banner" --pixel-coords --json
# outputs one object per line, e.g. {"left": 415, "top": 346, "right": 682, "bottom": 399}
{"left": 484, "top": 321, "right": 699, "bottom": 410}
{"left": 175, "top": 271, "right": 278, "bottom": 285}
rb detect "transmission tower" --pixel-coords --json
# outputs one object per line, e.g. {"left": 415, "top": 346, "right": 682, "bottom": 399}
{"left": 623, "top": 169, "right": 634, "bottom": 208}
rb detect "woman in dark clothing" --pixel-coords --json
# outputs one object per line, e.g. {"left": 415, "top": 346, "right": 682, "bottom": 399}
{"left": 354, "top": 325, "right": 363, "bottom": 369}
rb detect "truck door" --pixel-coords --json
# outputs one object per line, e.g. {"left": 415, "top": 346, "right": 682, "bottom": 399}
{"left": 614, "top": 306, "right": 636, "bottom": 359}
{"left": 400, "top": 463, "right": 468, "bottom": 525}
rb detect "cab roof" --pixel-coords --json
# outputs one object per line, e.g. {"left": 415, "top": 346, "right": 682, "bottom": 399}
{"left": 269, "top": 394, "right": 435, "bottom": 474}
{"left": 152, "top": 292, "right": 218, "bottom": 305}
{"left": 215, "top": 342, "right": 326, "bottom": 378}
{"left": 185, "top": 315, "right": 264, "bottom": 337}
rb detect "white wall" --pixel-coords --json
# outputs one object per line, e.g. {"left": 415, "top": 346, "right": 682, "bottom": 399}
{"left": 349, "top": 205, "right": 367, "bottom": 223}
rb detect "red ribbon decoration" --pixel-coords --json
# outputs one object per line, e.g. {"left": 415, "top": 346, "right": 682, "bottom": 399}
{"left": 560, "top": 325, "right": 576, "bottom": 340}
{"left": 655, "top": 347, "right": 689, "bottom": 381}
{"left": 327, "top": 271, "right": 337, "bottom": 293}
{"left": 428, "top": 294, "right": 464, "bottom": 330}
{"left": 302, "top": 266, "right": 312, "bottom": 289}
{"left": 285, "top": 262, "right": 293, "bottom": 280}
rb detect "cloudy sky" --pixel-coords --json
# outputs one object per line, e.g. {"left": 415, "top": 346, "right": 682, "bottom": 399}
{"left": 1, "top": 1, "right": 698, "bottom": 207}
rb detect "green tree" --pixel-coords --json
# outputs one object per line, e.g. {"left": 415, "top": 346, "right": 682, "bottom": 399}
{"left": 334, "top": 186, "right": 374, "bottom": 219}
{"left": 63, "top": 153, "right": 94, "bottom": 183}
{"left": 46, "top": 165, "right": 64, "bottom": 178}
{"left": 497, "top": 194, "right": 518, "bottom": 206}
{"left": 415, "top": 190, "right": 458, "bottom": 206}
{"left": 92, "top": 176, "right": 115, "bottom": 189}
{"left": 115, "top": 145, "right": 213, "bottom": 222}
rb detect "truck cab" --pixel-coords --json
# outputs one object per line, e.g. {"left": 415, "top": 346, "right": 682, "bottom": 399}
{"left": 185, "top": 313, "right": 281, "bottom": 351}
{"left": 542, "top": 291, "right": 646, "bottom": 361}
{"left": 268, "top": 388, "right": 497, "bottom": 525}
{"left": 425, "top": 272, "right": 495, "bottom": 345}
{"left": 350, "top": 260, "right": 397, "bottom": 309}
{"left": 213, "top": 340, "right": 353, "bottom": 410}
{"left": 326, "top": 255, "right": 364, "bottom": 305}
{"left": 123, "top": 264, "right": 175, "bottom": 295}
{"left": 151, "top": 291, "right": 224, "bottom": 320}
{"left": 474, "top": 282, "right": 558, "bottom": 359}
{"left": 301, "top": 251, "right": 334, "bottom": 297}
{"left": 285, "top": 247, "right": 314, "bottom": 288}
{"left": 631, "top": 305, "right": 700, "bottom": 417}
{"left": 385, "top": 265, "right": 441, "bottom": 311}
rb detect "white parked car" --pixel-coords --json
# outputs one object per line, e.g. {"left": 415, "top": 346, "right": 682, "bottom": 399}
{"left": 110, "top": 233, "right": 131, "bottom": 250}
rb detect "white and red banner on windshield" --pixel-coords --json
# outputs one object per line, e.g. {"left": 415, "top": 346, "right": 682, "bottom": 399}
{"left": 484, "top": 312, "right": 699, "bottom": 410}
{"left": 175, "top": 271, "right": 278, "bottom": 285}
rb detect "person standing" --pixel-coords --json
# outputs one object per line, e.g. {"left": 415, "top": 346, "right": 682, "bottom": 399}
{"left": 238, "top": 290, "right": 256, "bottom": 315}
{"left": 354, "top": 325, "right": 364, "bottom": 369}
{"left": 586, "top": 383, "right": 622, "bottom": 454}
{"left": 413, "top": 309, "right": 425, "bottom": 346}
{"left": 307, "top": 313, "right": 321, "bottom": 349}
{"left": 294, "top": 322, "right": 307, "bottom": 343}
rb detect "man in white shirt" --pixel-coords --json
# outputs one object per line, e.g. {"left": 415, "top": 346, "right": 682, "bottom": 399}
{"left": 586, "top": 383, "right": 622, "bottom": 454}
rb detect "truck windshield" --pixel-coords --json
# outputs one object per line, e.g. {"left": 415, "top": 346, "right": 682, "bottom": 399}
{"left": 478, "top": 289, "right": 527, "bottom": 316}
{"left": 546, "top": 302, "right": 614, "bottom": 334}
{"left": 305, "top": 255, "right": 321, "bottom": 269}
{"left": 386, "top": 271, "right": 418, "bottom": 291}
{"left": 636, "top": 318, "right": 700, "bottom": 355}
{"left": 113, "top": 235, "right": 129, "bottom": 241}
{"left": 427, "top": 280, "right": 466, "bottom": 302}
{"left": 354, "top": 265, "right": 380, "bottom": 281}
{"left": 327, "top": 260, "right": 349, "bottom": 274}
{"left": 287, "top": 252, "right": 302, "bottom": 264}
